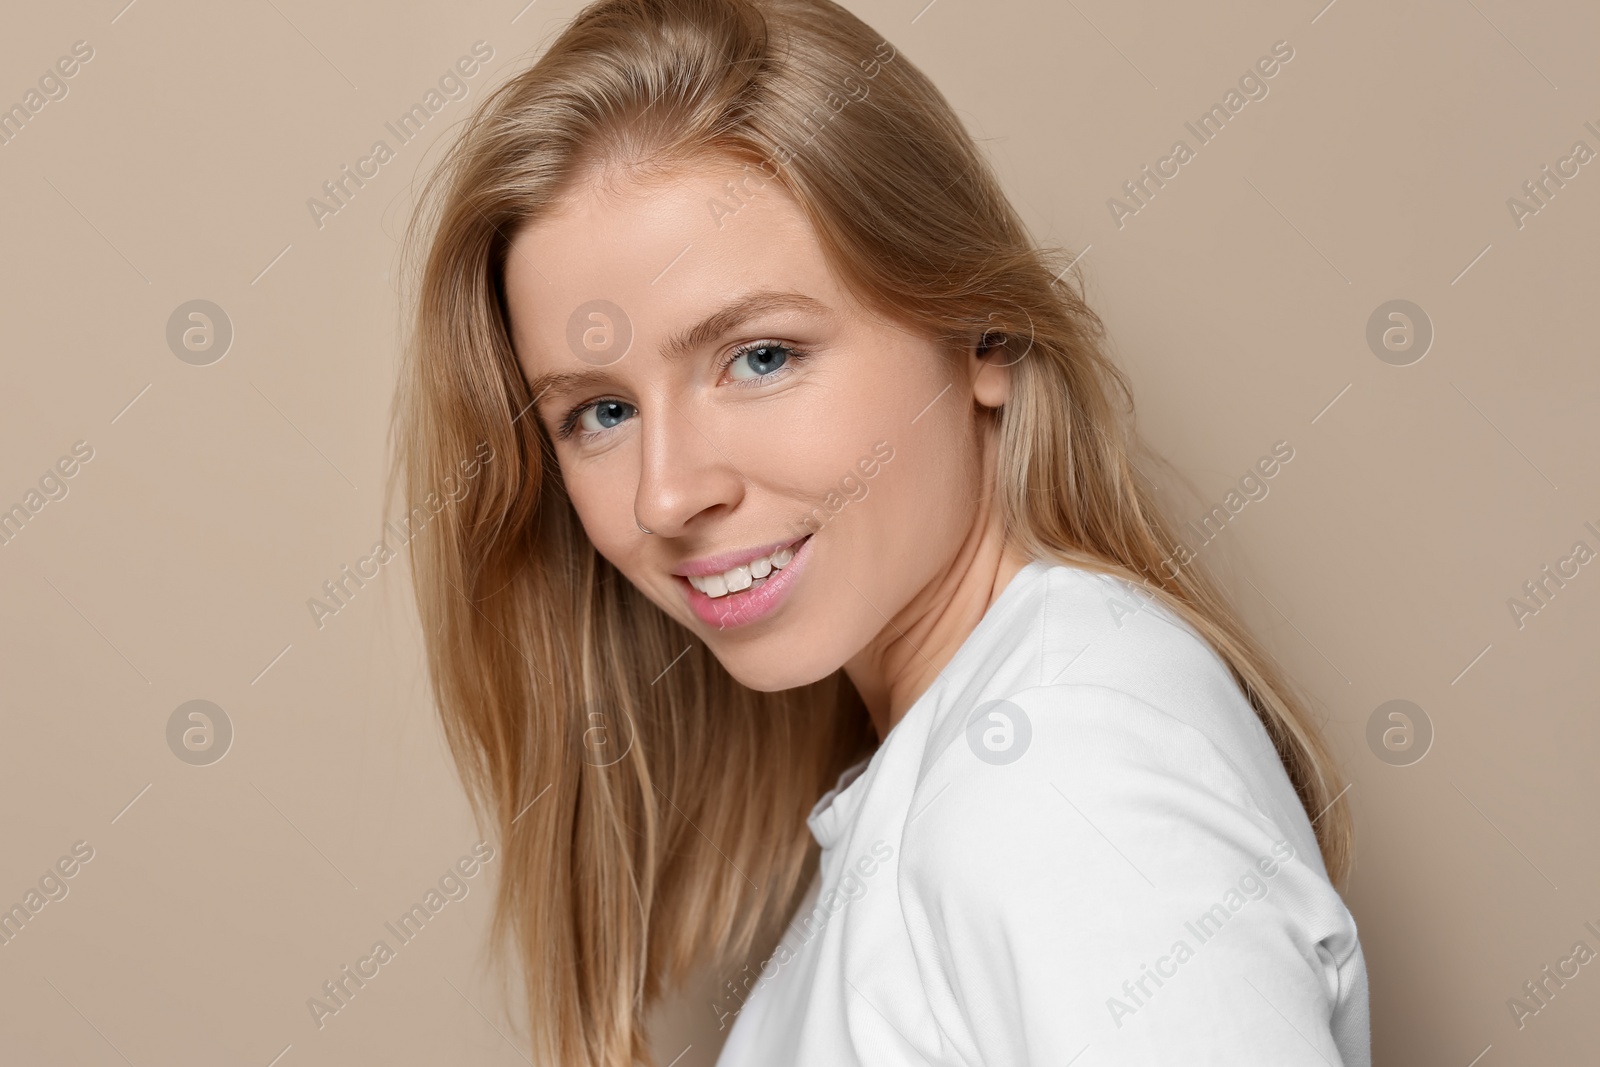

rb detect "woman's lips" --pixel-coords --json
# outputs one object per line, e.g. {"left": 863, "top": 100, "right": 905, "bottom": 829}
{"left": 680, "top": 534, "right": 814, "bottom": 629}
{"left": 673, "top": 533, "right": 809, "bottom": 578}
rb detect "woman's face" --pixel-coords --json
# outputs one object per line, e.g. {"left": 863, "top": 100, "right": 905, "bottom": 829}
{"left": 503, "top": 155, "right": 1007, "bottom": 693}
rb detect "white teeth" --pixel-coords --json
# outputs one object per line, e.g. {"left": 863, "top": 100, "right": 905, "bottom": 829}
{"left": 686, "top": 539, "right": 805, "bottom": 598}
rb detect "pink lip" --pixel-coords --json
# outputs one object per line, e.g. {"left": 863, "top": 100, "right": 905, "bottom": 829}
{"left": 680, "top": 534, "right": 814, "bottom": 629}
{"left": 673, "top": 534, "right": 810, "bottom": 577}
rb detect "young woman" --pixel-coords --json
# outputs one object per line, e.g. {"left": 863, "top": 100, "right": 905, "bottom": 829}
{"left": 389, "top": 0, "right": 1370, "bottom": 1063}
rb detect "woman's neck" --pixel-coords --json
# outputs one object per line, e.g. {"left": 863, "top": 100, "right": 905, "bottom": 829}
{"left": 845, "top": 504, "right": 1031, "bottom": 744}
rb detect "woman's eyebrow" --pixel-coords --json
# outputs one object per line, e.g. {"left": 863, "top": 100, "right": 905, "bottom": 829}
{"left": 525, "top": 289, "right": 831, "bottom": 412}
{"left": 658, "top": 289, "right": 830, "bottom": 361}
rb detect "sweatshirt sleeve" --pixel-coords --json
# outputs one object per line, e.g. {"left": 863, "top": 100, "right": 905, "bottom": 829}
{"left": 895, "top": 682, "right": 1370, "bottom": 1067}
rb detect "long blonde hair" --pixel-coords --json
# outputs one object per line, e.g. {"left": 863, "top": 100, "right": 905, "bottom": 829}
{"left": 387, "top": 0, "right": 1355, "bottom": 1062}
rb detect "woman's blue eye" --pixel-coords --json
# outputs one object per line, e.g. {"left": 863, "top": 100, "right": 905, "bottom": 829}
{"left": 726, "top": 342, "right": 792, "bottom": 380}
{"left": 556, "top": 341, "right": 804, "bottom": 441}
{"left": 563, "top": 398, "right": 636, "bottom": 439}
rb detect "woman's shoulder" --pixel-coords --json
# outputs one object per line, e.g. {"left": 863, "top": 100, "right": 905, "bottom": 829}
{"left": 905, "top": 561, "right": 1328, "bottom": 881}
{"left": 951, "top": 561, "right": 1282, "bottom": 776}
{"left": 889, "top": 656, "right": 1367, "bottom": 1062}
{"left": 1013, "top": 562, "right": 1245, "bottom": 706}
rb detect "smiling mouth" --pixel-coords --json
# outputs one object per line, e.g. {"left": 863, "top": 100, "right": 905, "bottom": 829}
{"left": 682, "top": 535, "right": 811, "bottom": 599}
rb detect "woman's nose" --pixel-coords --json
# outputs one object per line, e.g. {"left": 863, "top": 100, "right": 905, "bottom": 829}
{"left": 631, "top": 387, "right": 746, "bottom": 537}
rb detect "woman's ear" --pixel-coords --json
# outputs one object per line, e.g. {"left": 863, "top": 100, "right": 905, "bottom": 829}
{"left": 970, "top": 329, "right": 1013, "bottom": 410}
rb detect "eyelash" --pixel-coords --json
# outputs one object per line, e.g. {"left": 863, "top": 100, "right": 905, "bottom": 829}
{"left": 554, "top": 341, "right": 811, "bottom": 442}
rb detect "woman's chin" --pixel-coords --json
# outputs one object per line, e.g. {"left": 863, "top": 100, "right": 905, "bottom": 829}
{"left": 718, "top": 654, "right": 833, "bottom": 695}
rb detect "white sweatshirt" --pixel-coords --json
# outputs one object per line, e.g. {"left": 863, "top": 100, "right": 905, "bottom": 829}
{"left": 712, "top": 560, "right": 1370, "bottom": 1066}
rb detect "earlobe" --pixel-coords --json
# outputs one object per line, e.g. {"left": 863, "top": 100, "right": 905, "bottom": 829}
{"left": 971, "top": 330, "right": 1012, "bottom": 409}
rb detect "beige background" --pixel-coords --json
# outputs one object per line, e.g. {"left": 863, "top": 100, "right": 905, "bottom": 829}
{"left": 2, "top": 0, "right": 1596, "bottom": 1063}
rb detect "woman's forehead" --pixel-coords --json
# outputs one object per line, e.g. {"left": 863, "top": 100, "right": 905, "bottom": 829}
{"left": 503, "top": 163, "right": 842, "bottom": 364}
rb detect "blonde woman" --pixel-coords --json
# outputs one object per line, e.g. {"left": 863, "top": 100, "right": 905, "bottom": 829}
{"left": 389, "top": 0, "right": 1370, "bottom": 1063}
